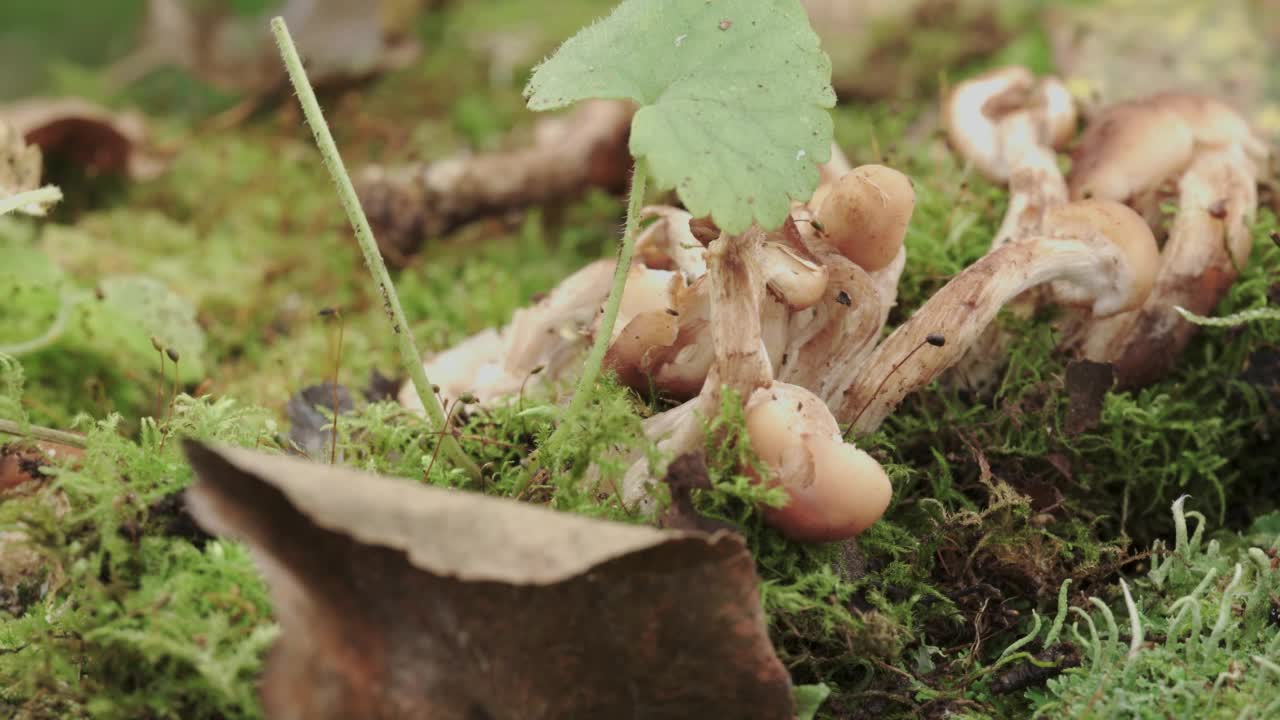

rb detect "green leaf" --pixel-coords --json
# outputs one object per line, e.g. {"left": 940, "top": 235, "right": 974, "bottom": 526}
{"left": 524, "top": 0, "right": 834, "bottom": 234}
{"left": 792, "top": 683, "right": 831, "bottom": 720}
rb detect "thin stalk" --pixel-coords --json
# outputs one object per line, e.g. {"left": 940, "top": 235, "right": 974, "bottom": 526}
{"left": 553, "top": 163, "right": 648, "bottom": 431}
{"left": 271, "top": 17, "right": 479, "bottom": 479}
{"left": 0, "top": 185, "right": 62, "bottom": 217}
{"left": 0, "top": 418, "right": 87, "bottom": 449}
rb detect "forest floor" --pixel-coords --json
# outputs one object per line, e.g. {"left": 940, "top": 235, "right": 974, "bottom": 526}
{"left": 1, "top": 1, "right": 1279, "bottom": 718}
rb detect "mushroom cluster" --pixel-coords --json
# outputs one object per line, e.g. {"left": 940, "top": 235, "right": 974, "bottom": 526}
{"left": 945, "top": 67, "right": 1270, "bottom": 387}
{"left": 400, "top": 69, "right": 1268, "bottom": 542}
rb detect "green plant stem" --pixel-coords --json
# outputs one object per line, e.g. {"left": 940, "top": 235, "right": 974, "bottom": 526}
{"left": 0, "top": 418, "right": 87, "bottom": 449}
{"left": 0, "top": 185, "right": 62, "bottom": 217}
{"left": 553, "top": 164, "right": 648, "bottom": 435}
{"left": 270, "top": 17, "right": 479, "bottom": 480}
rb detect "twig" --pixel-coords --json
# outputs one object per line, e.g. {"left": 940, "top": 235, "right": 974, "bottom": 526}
{"left": 0, "top": 418, "right": 87, "bottom": 449}
{"left": 270, "top": 17, "right": 479, "bottom": 479}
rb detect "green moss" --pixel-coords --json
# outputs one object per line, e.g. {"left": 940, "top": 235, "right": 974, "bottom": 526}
{"left": 0, "top": 394, "right": 279, "bottom": 719}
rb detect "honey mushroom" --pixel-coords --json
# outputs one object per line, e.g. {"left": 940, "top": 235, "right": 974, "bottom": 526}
{"left": 1060, "top": 92, "right": 1268, "bottom": 386}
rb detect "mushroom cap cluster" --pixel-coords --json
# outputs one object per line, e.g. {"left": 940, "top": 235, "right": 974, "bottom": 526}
{"left": 1068, "top": 92, "right": 1267, "bottom": 203}
{"left": 401, "top": 68, "right": 1268, "bottom": 543}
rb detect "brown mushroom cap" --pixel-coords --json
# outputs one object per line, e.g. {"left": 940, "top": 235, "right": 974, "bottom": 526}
{"left": 612, "top": 266, "right": 681, "bottom": 339}
{"left": 1067, "top": 102, "right": 1195, "bottom": 202}
{"left": 604, "top": 310, "right": 680, "bottom": 388}
{"left": 1143, "top": 92, "right": 1262, "bottom": 151}
{"left": 745, "top": 383, "right": 892, "bottom": 542}
{"left": 816, "top": 164, "right": 915, "bottom": 272}
{"left": 1041, "top": 199, "right": 1160, "bottom": 314}
{"left": 807, "top": 182, "right": 832, "bottom": 216}
{"left": 757, "top": 240, "right": 829, "bottom": 310}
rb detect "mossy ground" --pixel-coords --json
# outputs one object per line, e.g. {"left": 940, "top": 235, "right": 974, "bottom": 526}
{"left": 1, "top": 2, "right": 1279, "bottom": 718}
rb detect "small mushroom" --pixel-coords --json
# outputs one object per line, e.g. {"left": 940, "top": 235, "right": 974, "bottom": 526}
{"left": 1064, "top": 92, "right": 1266, "bottom": 386}
{"left": 757, "top": 240, "right": 830, "bottom": 310}
{"left": 943, "top": 67, "right": 1076, "bottom": 185}
{"left": 1067, "top": 100, "right": 1196, "bottom": 203}
{"left": 634, "top": 205, "right": 707, "bottom": 279}
{"left": 401, "top": 260, "right": 615, "bottom": 412}
{"left": 840, "top": 199, "right": 1159, "bottom": 433}
{"left": 814, "top": 164, "right": 916, "bottom": 272}
{"left": 1067, "top": 146, "right": 1257, "bottom": 386}
{"left": 943, "top": 66, "right": 1076, "bottom": 247}
{"left": 621, "top": 227, "right": 893, "bottom": 541}
{"left": 745, "top": 382, "right": 891, "bottom": 541}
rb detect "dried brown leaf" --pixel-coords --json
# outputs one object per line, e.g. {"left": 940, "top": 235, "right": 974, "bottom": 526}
{"left": 183, "top": 442, "right": 794, "bottom": 720}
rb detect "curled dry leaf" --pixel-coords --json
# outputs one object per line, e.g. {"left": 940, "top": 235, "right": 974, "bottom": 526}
{"left": 0, "top": 98, "right": 165, "bottom": 181}
{"left": 183, "top": 442, "right": 794, "bottom": 720}
{"left": 285, "top": 383, "right": 355, "bottom": 461}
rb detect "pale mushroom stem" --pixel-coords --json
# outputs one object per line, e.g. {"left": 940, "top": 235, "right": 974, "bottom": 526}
{"left": 777, "top": 242, "right": 885, "bottom": 405}
{"left": 993, "top": 116, "right": 1069, "bottom": 248}
{"left": 619, "top": 229, "right": 777, "bottom": 508}
{"left": 840, "top": 233, "right": 1131, "bottom": 434}
{"left": 707, "top": 228, "right": 776, "bottom": 399}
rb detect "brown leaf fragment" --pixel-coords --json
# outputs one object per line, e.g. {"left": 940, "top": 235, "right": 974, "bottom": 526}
{"left": 183, "top": 442, "right": 794, "bottom": 720}
{"left": 0, "top": 98, "right": 166, "bottom": 181}
{"left": 1, "top": 441, "right": 82, "bottom": 494}
{"left": 1065, "top": 359, "right": 1115, "bottom": 436}
{"left": 657, "top": 451, "right": 741, "bottom": 535}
